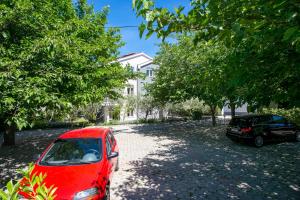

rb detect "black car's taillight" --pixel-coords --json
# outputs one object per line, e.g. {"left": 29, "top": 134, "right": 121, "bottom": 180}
{"left": 241, "top": 127, "right": 252, "bottom": 133}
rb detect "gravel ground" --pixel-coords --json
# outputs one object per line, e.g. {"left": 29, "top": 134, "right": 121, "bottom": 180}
{"left": 0, "top": 121, "right": 299, "bottom": 200}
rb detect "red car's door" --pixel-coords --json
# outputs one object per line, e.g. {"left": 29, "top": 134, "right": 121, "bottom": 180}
{"left": 107, "top": 131, "right": 118, "bottom": 170}
{"left": 105, "top": 134, "right": 114, "bottom": 182}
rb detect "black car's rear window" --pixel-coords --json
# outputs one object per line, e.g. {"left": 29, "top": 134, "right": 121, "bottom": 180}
{"left": 229, "top": 118, "right": 251, "bottom": 127}
{"left": 229, "top": 116, "right": 269, "bottom": 127}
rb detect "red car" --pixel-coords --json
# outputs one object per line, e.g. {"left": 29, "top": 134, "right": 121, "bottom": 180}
{"left": 21, "top": 127, "right": 119, "bottom": 200}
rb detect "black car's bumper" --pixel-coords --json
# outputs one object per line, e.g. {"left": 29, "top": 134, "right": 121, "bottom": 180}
{"left": 226, "top": 131, "right": 253, "bottom": 141}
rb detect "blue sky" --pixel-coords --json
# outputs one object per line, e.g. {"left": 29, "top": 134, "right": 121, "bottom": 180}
{"left": 87, "top": 0, "right": 191, "bottom": 57}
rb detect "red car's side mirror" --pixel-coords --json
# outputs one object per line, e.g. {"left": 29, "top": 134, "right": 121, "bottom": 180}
{"left": 108, "top": 152, "right": 118, "bottom": 159}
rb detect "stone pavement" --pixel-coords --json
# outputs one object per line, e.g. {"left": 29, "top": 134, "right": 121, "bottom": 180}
{"left": 0, "top": 121, "right": 299, "bottom": 199}
{"left": 110, "top": 122, "right": 300, "bottom": 200}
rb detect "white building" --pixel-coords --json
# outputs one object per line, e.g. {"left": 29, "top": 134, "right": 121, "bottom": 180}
{"left": 116, "top": 52, "right": 159, "bottom": 122}
{"left": 221, "top": 103, "right": 248, "bottom": 117}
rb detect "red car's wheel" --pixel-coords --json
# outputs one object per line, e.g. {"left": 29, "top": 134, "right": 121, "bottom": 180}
{"left": 103, "top": 185, "right": 110, "bottom": 200}
{"left": 115, "top": 158, "right": 119, "bottom": 172}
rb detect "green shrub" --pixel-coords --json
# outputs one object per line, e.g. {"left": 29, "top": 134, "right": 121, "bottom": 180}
{"left": 167, "top": 98, "right": 209, "bottom": 119}
{"left": 192, "top": 110, "right": 203, "bottom": 120}
{"left": 77, "top": 103, "right": 103, "bottom": 123}
{"left": 261, "top": 107, "right": 300, "bottom": 125}
{"left": 102, "top": 119, "right": 121, "bottom": 126}
{"left": 28, "top": 119, "right": 91, "bottom": 130}
{"left": 138, "top": 118, "right": 160, "bottom": 124}
{"left": 112, "top": 105, "right": 121, "bottom": 120}
{"left": 0, "top": 163, "right": 57, "bottom": 200}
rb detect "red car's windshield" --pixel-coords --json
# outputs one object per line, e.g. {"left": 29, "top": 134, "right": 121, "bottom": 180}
{"left": 40, "top": 138, "right": 102, "bottom": 166}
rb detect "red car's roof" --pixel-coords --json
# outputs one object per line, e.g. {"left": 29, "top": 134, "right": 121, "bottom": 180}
{"left": 59, "top": 127, "right": 109, "bottom": 139}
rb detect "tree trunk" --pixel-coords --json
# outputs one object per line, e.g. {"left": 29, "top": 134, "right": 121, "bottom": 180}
{"left": 0, "top": 120, "right": 4, "bottom": 147}
{"left": 230, "top": 102, "right": 236, "bottom": 118}
{"left": 209, "top": 105, "right": 217, "bottom": 127}
{"left": 145, "top": 110, "right": 149, "bottom": 120}
{"left": 159, "top": 109, "right": 164, "bottom": 121}
{"left": 3, "top": 125, "right": 16, "bottom": 146}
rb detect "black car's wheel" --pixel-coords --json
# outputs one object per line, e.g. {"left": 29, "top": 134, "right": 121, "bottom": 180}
{"left": 103, "top": 185, "right": 110, "bottom": 200}
{"left": 228, "top": 137, "right": 238, "bottom": 143}
{"left": 254, "top": 135, "right": 264, "bottom": 147}
{"left": 295, "top": 131, "right": 300, "bottom": 142}
{"left": 115, "top": 158, "right": 119, "bottom": 172}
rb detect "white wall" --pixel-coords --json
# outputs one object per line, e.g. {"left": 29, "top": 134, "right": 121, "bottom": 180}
{"left": 117, "top": 53, "right": 154, "bottom": 121}
{"left": 138, "top": 63, "right": 159, "bottom": 96}
{"left": 222, "top": 103, "right": 248, "bottom": 116}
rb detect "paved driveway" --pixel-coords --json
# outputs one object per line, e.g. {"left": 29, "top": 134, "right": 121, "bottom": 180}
{"left": 0, "top": 121, "right": 299, "bottom": 199}
{"left": 111, "top": 122, "right": 300, "bottom": 200}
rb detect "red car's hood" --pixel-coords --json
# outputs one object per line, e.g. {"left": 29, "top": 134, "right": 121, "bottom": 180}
{"left": 33, "top": 161, "right": 104, "bottom": 199}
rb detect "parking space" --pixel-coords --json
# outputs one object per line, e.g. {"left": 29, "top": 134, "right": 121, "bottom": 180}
{"left": 0, "top": 121, "right": 299, "bottom": 199}
{"left": 111, "top": 122, "right": 300, "bottom": 200}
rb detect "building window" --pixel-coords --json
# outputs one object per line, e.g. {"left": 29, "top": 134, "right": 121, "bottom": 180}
{"left": 146, "top": 69, "right": 153, "bottom": 77}
{"left": 127, "top": 109, "right": 134, "bottom": 117}
{"left": 127, "top": 86, "right": 134, "bottom": 95}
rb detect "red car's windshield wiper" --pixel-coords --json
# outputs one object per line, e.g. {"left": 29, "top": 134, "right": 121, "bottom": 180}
{"left": 40, "top": 160, "right": 68, "bottom": 166}
{"left": 66, "top": 160, "right": 98, "bottom": 164}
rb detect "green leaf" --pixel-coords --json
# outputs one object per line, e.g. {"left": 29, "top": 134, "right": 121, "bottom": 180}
{"left": 232, "top": 23, "right": 240, "bottom": 34}
{"left": 175, "top": 6, "right": 184, "bottom": 14}
{"left": 36, "top": 194, "right": 44, "bottom": 200}
{"left": 145, "top": 30, "right": 153, "bottom": 39}
{"left": 1, "top": 32, "right": 8, "bottom": 39}
{"left": 49, "top": 186, "right": 57, "bottom": 197}
{"left": 273, "top": 0, "right": 287, "bottom": 9}
{"left": 6, "top": 180, "right": 13, "bottom": 193}
{"left": 0, "top": 189, "right": 8, "bottom": 200}
{"left": 283, "top": 27, "right": 298, "bottom": 41}
{"left": 139, "top": 23, "right": 146, "bottom": 38}
{"left": 37, "top": 186, "right": 47, "bottom": 198}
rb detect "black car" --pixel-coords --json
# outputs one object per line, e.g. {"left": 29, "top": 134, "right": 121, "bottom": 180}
{"left": 226, "top": 114, "right": 300, "bottom": 147}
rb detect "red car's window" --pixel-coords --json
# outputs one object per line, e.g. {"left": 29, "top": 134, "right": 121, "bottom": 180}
{"left": 40, "top": 138, "right": 102, "bottom": 166}
{"left": 105, "top": 136, "right": 112, "bottom": 156}
{"left": 108, "top": 132, "right": 115, "bottom": 145}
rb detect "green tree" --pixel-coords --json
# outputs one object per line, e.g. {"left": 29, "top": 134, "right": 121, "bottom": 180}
{"left": 0, "top": 0, "right": 132, "bottom": 145}
{"left": 133, "top": 0, "right": 300, "bottom": 110}
{"left": 151, "top": 36, "right": 225, "bottom": 126}
{"left": 138, "top": 94, "right": 158, "bottom": 120}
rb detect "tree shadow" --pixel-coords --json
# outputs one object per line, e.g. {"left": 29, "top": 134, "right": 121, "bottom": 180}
{"left": 114, "top": 121, "right": 300, "bottom": 200}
